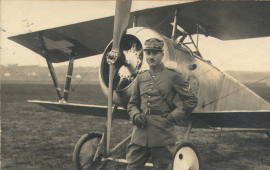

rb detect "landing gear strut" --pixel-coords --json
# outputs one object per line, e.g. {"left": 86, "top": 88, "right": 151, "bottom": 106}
{"left": 172, "top": 122, "right": 202, "bottom": 170}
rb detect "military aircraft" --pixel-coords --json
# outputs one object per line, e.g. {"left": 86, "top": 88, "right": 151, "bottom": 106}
{"left": 8, "top": 1, "right": 270, "bottom": 170}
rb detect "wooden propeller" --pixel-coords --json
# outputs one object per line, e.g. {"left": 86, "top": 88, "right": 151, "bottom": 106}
{"left": 106, "top": 0, "right": 132, "bottom": 156}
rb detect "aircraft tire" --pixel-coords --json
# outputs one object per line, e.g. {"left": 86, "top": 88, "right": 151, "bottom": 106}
{"left": 73, "top": 132, "right": 108, "bottom": 170}
{"left": 172, "top": 142, "right": 201, "bottom": 170}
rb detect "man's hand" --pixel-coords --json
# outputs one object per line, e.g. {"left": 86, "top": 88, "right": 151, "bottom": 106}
{"left": 133, "top": 113, "right": 147, "bottom": 128}
{"left": 161, "top": 113, "right": 175, "bottom": 123}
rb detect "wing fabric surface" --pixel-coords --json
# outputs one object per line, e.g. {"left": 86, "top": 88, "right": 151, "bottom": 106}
{"left": 8, "top": 2, "right": 270, "bottom": 63}
{"left": 8, "top": 16, "right": 115, "bottom": 63}
{"left": 29, "top": 100, "right": 270, "bottom": 129}
{"left": 28, "top": 100, "right": 130, "bottom": 120}
{"left": 192, "top": 110, "right": 270, "bottom": 129}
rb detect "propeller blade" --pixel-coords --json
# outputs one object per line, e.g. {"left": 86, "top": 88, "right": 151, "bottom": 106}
{"left": 106, "top": 0, "right": 132, "bottom": 156}
{"left": 106, "top": 64, "right": 116, "bottom": 156}
{"left": 112, "top": 0, "right": 132, "bottom": 51}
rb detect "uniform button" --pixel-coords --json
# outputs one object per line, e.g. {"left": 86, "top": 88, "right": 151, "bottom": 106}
{"left": 152, "top": 76, "right": 155, "bottom": 78}
{"left": 148, "top": 96, "right": 151, "bottom": 98}
{"left": 147, "top": 103, "right": 150, "bottom": 105}
{"left": 149, "top": 89, "right": 152, "bottom": 91}
{"left": 150, "top": 82, "right": 153, "bottom": 85}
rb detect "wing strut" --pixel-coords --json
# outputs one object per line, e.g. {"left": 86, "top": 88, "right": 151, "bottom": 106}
{"left": 184, "top": 122, "right": 194, "bottom": 141}
{"left": 38, "top": 32, "right": 62, "bottom": 100}
{"left": 171, "top": 23, "right": 203, "bottom": 58}
{"left": 133, "top": 15, "right": 138, "bottom": 27}
{"left": 171, "top": 9, "right": 178, "bottom": 42}
{"left": 62, "top": 48, "right": 77, "bottom": 102}
{"left": 188, "top": 34, "right": 202, "bottom": 57}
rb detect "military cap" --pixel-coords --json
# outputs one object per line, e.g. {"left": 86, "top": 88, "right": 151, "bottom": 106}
{"left": 143, "top": 38, "right": 164, "bottom": 51}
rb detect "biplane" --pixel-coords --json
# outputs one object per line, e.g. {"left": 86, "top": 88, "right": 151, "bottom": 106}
{"left": 8, "top": 1, "right": 270, "bottom": 170}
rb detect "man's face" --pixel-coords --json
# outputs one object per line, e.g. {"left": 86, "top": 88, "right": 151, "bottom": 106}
{"left": 144, "top": 50, "right": 164, "bottom": 67}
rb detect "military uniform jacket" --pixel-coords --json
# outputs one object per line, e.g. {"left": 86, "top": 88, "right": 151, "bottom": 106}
{"left": 127, "top": 64, "right": 198, "bottom": 147}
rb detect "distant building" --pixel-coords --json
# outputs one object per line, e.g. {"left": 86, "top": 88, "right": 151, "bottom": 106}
{"left": 75, "top": 74, "right": 82, "bottom": 79}
{"left": 7, "top": 63, "right": 18, "bottom": 67}
{"left": 27, "top": 72, "right": 37, "bottom": 76}
{"left": 4, "top": 73, "right": 11, "bottom": 77}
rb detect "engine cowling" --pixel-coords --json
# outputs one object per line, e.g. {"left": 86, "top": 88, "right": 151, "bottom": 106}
{"left": 99, "top": 27, "right": 177, "bottom": 108}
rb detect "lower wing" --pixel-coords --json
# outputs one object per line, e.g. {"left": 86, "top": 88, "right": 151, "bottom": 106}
{"left": 191, "top": 110, "right": 270, "bottom": 131}
{"left": 28, "top": 100, "right": 130, "bottom": 120}
{"left": 29, "top": 100, "right": 270, "bottom": 130}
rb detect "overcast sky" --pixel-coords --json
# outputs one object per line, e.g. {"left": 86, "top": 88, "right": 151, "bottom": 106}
{"left": 1, "top": 1, "right": 270, "bottom": 72}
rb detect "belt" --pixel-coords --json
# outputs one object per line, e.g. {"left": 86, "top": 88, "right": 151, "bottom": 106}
{"left": 144, "top": 108, "right": 169, "bottom": 115}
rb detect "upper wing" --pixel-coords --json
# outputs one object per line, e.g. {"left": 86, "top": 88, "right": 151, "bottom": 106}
{"left": 8, "top": 1, "right": 270, "bottom": 63}
{"left": 131, "top": 1, "right": 270, "bottom": 40}
{"left": 172, "top": 1, "right": 270, "bottom": 40}
{"left": 8, "top": 16, "right": 115, "bottom": 63}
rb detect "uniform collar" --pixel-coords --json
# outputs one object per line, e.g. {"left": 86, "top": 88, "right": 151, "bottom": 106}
{"left": 149, "top": 62, "right": 165, "bottom": 73}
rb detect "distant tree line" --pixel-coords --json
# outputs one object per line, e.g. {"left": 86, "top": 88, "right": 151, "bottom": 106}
{"left": 2, "top": 65, "right": 269, "bottom": 85}
{"left": 1, "top": 65, "right": 99, "bottom": 83}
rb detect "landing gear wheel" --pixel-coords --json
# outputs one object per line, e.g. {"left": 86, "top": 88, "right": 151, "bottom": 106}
{"left": 73, "top": 133, "right": 108, "bottom": 170}
{"left": 172, "top": 142, "right": 201, "bottom": 170}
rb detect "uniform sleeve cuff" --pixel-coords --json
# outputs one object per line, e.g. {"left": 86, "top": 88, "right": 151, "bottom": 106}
{"left": 129, "top": 109, "right": 140, "bottom": 122}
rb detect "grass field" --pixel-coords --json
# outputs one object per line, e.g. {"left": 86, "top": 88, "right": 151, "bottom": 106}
{"left": 1, "top": 83, "right": 270, "bottom": 170}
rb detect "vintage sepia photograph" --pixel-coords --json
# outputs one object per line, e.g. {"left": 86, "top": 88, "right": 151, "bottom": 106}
{"left": 1, "top": 1, "right": 270, "bottom": 170}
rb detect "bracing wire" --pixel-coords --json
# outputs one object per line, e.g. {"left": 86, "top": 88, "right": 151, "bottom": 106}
{"left": 202, "top": 74, "right": 270, "bottom": 108}
{"left": 183, "top": 29, "right": 270, "bottom": 107}
{"left": 140, "top": 20, "right": 150, "bottom": 28}
{"left": 45, "top": 42, "right": 71, "bottom": 60}
{"left": 182, "top": 10, "right": 269, "bottom": 79}
{"left": 42, "top": 39, "right": 96, "bottom": 92}
{"left": 185, "top": 13, "right": 237, "bottom": 40}
{"left": 154, "top": 13, "right": 173, "bottom": 29}
{"left": 71, "top": 67, "right": 93, "bottom": 91}
{"left": 197, "top": 38, "right": 270, "bottom": 78}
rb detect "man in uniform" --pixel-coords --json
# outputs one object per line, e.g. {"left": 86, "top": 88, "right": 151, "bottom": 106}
{"left": 126, "top": 38, "right": 198, "bottom": 170}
